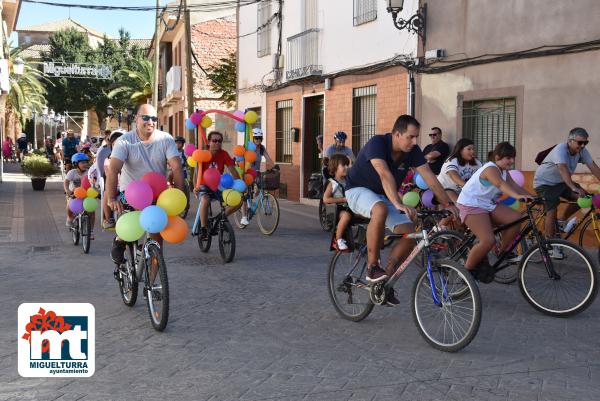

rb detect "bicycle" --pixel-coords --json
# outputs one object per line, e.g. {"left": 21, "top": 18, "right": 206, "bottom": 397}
{"left": 114, "top": 212, "right": 169, "bottom": 331}
{"left": 328, "top": 210, "right": 482, "bottom": 352}
{"left": 192, "top": 191, "right": 236, "bottom": 263}
{"left": 70, "top": 210, "right": 93, "bottom": 254}
{"left": 234, "top": 171, "right": 281, "bottom": 235}
{"left": 449, "top": 198, "right": 598, "bottom": 317}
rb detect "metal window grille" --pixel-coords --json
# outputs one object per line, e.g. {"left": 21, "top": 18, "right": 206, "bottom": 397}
{"left": 257, "top": 1, "right": 271, "bottom": 57}
{"left": 352, "top": 85, "right": 377, "bottom": 154}
{"left": 353, "top": 0, "right": 377, "bottom": 26}
{"left": 276, "top": 100, "right": 293, "bottom": 163}
{"left": 303, "top": 0, "right": 318, "bottom": 30}
{"left": 462, "top": 97, "right": 517, "bottom": 162}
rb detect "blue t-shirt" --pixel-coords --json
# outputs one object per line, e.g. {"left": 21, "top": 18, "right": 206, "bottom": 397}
{"left": 346, "top": 133, "right": 427, "bottom": 195}
{"left": 62, "top": 137, "right": 80, "bottom": 158}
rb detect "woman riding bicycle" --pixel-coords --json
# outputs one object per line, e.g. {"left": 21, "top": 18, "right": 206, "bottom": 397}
{"left": 64, "top": 153, "right": 95, "bottom": 237}
{"left": 456, "top": 142, "right": 534, "bottom": 282}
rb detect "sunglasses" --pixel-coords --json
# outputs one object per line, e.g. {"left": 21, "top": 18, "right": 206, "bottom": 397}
{"left": 211, "top": 139, "right": 223, "bottom": 143}
{"left": 254, "top": 137, "right": 263, "bottom": 141}
{"left": 576, "top": 140, "right": 589, "bottom": 146}
{"left": 141, "top": 115, "right": 158, "bottom": 122}
{"left": 429, "top": 133, "right": 439, "bottom": 137}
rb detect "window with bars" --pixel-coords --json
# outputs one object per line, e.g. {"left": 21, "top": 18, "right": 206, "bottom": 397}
{"left": 257, "top": 1, "right": 271, "bottom": 57}
{"left": 352, "top": 85, "right": 377, "bottom": 154}
{"left": 462, "top": 97, "right": 517, "bottom": 162}
{"left": 353, "top": 0, "right": 377, "bottom": 26}
{"left": 276, "top": 100, "right": 293, "bottom": 163}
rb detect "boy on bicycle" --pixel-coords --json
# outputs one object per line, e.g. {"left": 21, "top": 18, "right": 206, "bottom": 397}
{"left": 64, "top": 153, "right": 95, "bottom": 238}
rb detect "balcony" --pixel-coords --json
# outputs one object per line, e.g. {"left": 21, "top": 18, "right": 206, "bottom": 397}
{"left": 286, "top": 29, "right": 322, "bottom": 81}
{"left": 160, "top": 66, "right": 183, "bottom": 106}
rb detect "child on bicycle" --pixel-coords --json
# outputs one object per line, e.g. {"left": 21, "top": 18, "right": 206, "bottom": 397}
{"left": 64, "top": 153, "right": 95, "bottom": 238}
{"left": 323, "top": 154, "right": 352, "bottom": 251}
{"left": 457, "top": 142, "right": 533, "bottom": 282}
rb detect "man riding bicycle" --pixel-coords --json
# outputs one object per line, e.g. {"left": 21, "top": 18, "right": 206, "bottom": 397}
{"left": 345, "top": 115, "right": 459, "bottom": 305}
{"left": 62, "top": 129, "right": 80, "bottom": 172}
{"left": 105, "top": 104, "right": 184, "bottom": 265}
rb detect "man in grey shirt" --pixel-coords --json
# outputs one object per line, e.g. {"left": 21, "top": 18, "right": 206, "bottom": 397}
{"left": 534, "top": 127, "right": 600, "bottom": 239}
{"left": 323, "top": 131, "right": 355, "bottom": 162}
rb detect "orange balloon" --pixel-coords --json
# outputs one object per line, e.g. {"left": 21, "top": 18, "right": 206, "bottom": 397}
{"left": 160, "top": 216, "right": 188, "bottom": 244}
{"left": 244, "top": 173, "right": 254, "bottom": 186}
{"left": 199, "top": 150, "right": 212, "bottom": 162}
{"left": 244, "top": 150, "right": 257, "bottom": 163}
{"left": 192, "top": 149, "right": 203, "bottom": 162}
{"left": 233, "top": 145, "right": 245, "bottom": 157}
{"left": 74, "top": 187, "right": 87, "bottom": 199}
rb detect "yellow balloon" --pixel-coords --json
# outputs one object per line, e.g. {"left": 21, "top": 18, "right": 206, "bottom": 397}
{"left": 244, "top": 110, "right": 257, "bottom": 124}
{"left": 187, "top": 157, "right": 197, "bottom": 168}
{"left": 223, "top": 189, "right": 241, "bottom": 207}
{"left": 201, "top": 116, "right": 213, "bottom": 129}
{"left": 87, "top": 188, "right": 99, "bottom": 198}
{"left": 156, "top": 188, "right": 187, "bottom": 216}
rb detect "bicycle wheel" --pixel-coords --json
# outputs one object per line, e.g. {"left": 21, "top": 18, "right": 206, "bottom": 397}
{"left": 218, "top": 220, "right": 236, "bottom": 263}
{"left": 578, "top": 218, "right": 600, "bottom": 264}
{"left": 118, "top": 244, "right": 138, "bottom": 307}
{"left": 327, "top": 249, "right": 374, "bottom": 322}
{"left": 234, "top": 206, "right": 248, "bottom": 229}
{"left": 71, "top": 218, "right": 80, "bottom": 245}
{"left": 319, "top": 199, "right": 333, "bottom": 231}
{"left": 257, "top": 192, "right": 280, "bottom": 235}
{"left": 145, "top": 243, "right": 169, "bottom": 331}
{"left": 493, "top": 233, "right": 528, "bottom": 285}
{"left": 81, "top": 214, "right": 91, "bottom": 254}
{"left": 412, "top": 259, "right": 481, "bottom": 352}
{"left": 422, "top": 230, "right": 465, "bottom": 265}
{"left": 519, "top": 239, "right": 598, "bottom": 317}
{"left": 197, "top": 204, "right": 212, "bottom": 252}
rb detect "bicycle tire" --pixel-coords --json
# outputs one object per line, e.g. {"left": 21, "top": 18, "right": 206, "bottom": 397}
{"left": 412, "top": 259, "right": 481, "bottom": 352}
{"left": 257, "top": 193, "right": 280, "bottom": 235}
{"left": 578, "top": 218, "right": 600, "bottom": 265}
{"left": 198, "top": 204, "right": 212, "bottom": 252}
{"left": 71, "top": 218, "right": 80, "bottom": 245}
{"left": 519, "top": 239, "right": 598, "bottom": 317}
{"left": 327, "top": 249, "right": 374, "bottom": 322}
{"left": 218, "top": 220, "right": 236, "bottom": 263}
{"left": 145, "top": 243, "right": 169, "bottom": 331}
{"left": 118, "top": 244, "right": 138, "bottom": 307}
{"left": 492, "top": 233, "right": 525, "bottom": 285}
{"left": 233, "top": 208, "right": 247, "bottom": 229}
{"left": 81, "top": 214, "right": 91, "bottom": 254}
{"left": 319, "top": 199, "right": 333, "bottom": 231}
{"left": 422, "top": 230, "right": 465, "bottom": 265}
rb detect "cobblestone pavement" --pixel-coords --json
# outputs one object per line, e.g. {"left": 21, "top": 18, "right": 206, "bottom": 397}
{"left": 1, "top": 165, "right": 599, "bottom": 401}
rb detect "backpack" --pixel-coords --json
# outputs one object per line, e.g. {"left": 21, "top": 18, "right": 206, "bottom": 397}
{"left": 535, "top": 144, "right": 557, "bottom": 165}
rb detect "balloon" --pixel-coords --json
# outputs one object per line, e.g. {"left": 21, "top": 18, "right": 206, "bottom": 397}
{"left": 160, "top": 216, "right": 188, "bottom": 244}
{"left": 509, "top": 170, "right": 525, "bottom": 187}
{"left": 184, "top": 143, "right": 196, "bottom": 156}
{"left": 577, "top": 196, "right": 593, "bottom": 209}
{"left": 500, "top": 196, "right": 516, "bottom": 205}
{"left": 190, "top": 112, "right": 202, "bottom": 126}
{"left": 232, "top": 179, "right": 247, "bottom": 193}
{"left": 402, "top": 192, "right": 420, "bottom": 207}
{"left": 125, "top": 180, "right": 153, "bottom": 210}
{"left": 244, "top": 110, "right": 258, "bottom": 124}
{"left": 421, "top": 189, "right": 435, "bottom": 209}
{"left": 244, "top": 174, "right": 254, "bottom": 186}
{"left": 233, "top": 145, "right": 245, "bottom": 157}
{"left": 69, "top": 198, "right": 84, "bottom": 214}
{"left": 593, "top": 194, "right": 600, "bottom": 209}
{"left": 223, "top": 189, "right": 242, "bottom": 207}
{"left": 235, "top": 122, "right": 246, "bottom": 132}
{"left": 220, "top": 173, "right": 234, "bottom": 189}
{"left": 74, "top": 187, "right": 87, "bottom": 199}
{"left": 141, "top": 172, "right": 168, "bottom": 201}
{"left": 156, "top": 188, "right": 187, "bottom": 216}
{"left": 200, "top": 116, "right": 213, "bottom": 129}
{"left": 86, "top": 187, "right": 99, "bottom": 199}
{"left": 235, "top": 156, "right": 244, "bottom": 162}
{"left": 247, "top": 142, "right": 257, "bottom": 151}
{"left": 247, "top": 168, "right": 258, "bottom": 179}
{"left": 140, "top": 205, "right": 168, "bottom": 234}
{"left": 203, "top": 167, "right": 221, "bottom": 192}
{"left": 509, "top": 200, "right": 521, "bottom": 211}
{"left": 244, "top": 150, "right": 257, "bottom": 163}
{"left": 185, "top": 118, "right": 197, "bottom": 130}
{"left": 187, "top": 157, "right": 197, "bottom": 168}
{"left": 480, "top": 178, "right": 492, "bottom": 187}
{"left": 235, "top": 166, "right": 244, "bottom": 177}
{"left": 192, "top": 149, "right": 212, "bottom": 163}
{"left": 81, "top": 175, "right": 91, "bottom": 190}
{"left": 414, "top": 173, "right": 428, "bottom": 190}
{"left": 116, "top": 211, "right": 145, "bottom": 242}
{"left": 83, "top": 197, "right": 98, "bottom": 212}
{"left": 233, "top": 110, "right": 245, "bottom": 120}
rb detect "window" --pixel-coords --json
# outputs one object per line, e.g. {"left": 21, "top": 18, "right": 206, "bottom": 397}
{"left": 352, "top": 85, "right": 377, "bottom": 154}
{"left": 303, "top": 0, "right": 318, "bottom": 30}
{"left": 353, "top": 0, "right": 377, "bottom": 26}
{"left": 275, "top": 100, "right": 293, "bottom": 163}
{"left": 248, "top": 107, "right": 262, "bottom": 130}
{"left": 257, "top": 1, "right": 271, "bottom": 57}
{"left": 462, "top": 97, "right": 517, "bottom": 162}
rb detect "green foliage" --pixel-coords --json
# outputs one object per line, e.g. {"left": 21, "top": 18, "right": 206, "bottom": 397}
{"left": 7, "top": 46, "right": 48, "bottom": 125}
{"left": 21, "top": 154, "right": 58, "bottom": 177}
{"left": 206, "top": 51, "right": 237, "bottom": 108}
{"left": 107, "top": 58, "right": 154, "bottom": 105}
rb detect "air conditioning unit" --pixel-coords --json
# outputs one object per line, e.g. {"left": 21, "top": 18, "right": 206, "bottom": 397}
{"left": 425, "top": 49, "right": 446, "bottom": 61}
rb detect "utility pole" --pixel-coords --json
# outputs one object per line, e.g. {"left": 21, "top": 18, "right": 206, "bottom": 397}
{"left": 184, "top": 0, "right": 195, "bottom": 143}
{"left": 152, "top": 0, "right": 161, "bottom": 108}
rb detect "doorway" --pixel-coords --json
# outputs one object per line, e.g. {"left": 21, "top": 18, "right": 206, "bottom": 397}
{"left": 303, "top": 95, "right": 324, "bottom": 196}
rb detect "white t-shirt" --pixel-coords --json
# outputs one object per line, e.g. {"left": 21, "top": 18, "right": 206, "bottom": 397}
{"left": 457, "top": 162, "right": 507, "bottom": 211}
{"left": 437, "top": 158, "right": 482, "bottom": 192}
{"left": 65, "top": 168, "right": 85, "bottom": 192}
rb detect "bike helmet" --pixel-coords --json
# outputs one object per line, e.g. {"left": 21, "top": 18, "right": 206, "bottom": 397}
{"left": 174, "top": 136, "right": 186, "bottom": 143}
{"left": 252, "top": 128, "right": 263, "bottom": 138}
{"left": 71, "top": 153, "right": 90, "bottom": 164}
{"left": 333, "top": 131, "right": 347, "bottom": 141}
{"left": 108, "top": 129, "right": 126, "bottom": 143}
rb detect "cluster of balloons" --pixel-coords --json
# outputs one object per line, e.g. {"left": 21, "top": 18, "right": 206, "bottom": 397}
{"left": 232, "top": 109, "right": 258, "bottom": 133}
{"left": 495, "top": 170, "right": 526, "bottom": 210}
{"left": 116, "top": 172, "right": 188, "bottom": 244}
{"left": 184, "top": 110, "right": 258, "bottom": 134}
{"left": 69, "top": 175, "right": 99, "bottom": 214}
{"left": 399, "top": 173, "right": 434, "bottom": 208}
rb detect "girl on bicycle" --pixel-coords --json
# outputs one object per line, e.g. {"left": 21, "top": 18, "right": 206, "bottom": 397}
{"left": 437, "top": 138, "right": 482, "bottom": 203}
{"left": 323, "top": 154, "right": 352, "bottom": 251}
{"left": 457, "top": 142, "right": 534, "bottom": 282}
{"left": 64, "top": 153, "right": 95, "bottom": 238}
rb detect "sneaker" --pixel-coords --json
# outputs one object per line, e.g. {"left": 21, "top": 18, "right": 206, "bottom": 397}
{"left": 336, "top": 238, "right": 349, "bottom": 251}
{"left": 240, "top": 216, "right": 250, "bottom": 226}
{"left": 505, "top": 251, "right": 522, "bottom": 263}
{"left": 102, "top": 218, "right": 116, "bottom": 229}
{"left": 385, "top": 288, "right": 400, "bottom": 307}
{"left": 474, "top": 260, "right": 495, "bottom": 284}
{"left": 366, "top": 265, "right": 388, "bottom": 283}
{"left": 199, "top": 227, "right": 209, "bottom": 241}
{"left": 550, "top": 246, "right": 564, "bottom": 260}
{"left": 111, "top": 239, "right": 126, "bottom": 265}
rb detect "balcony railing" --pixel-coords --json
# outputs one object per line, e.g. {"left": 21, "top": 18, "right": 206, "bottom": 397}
{"left": 286, "top": 28, "right": 322, "bottom": 81}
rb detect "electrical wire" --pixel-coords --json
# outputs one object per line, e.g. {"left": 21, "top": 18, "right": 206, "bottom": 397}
{"left": 190, "top": 48, "right": 232, "bottom": 94}
{"left": 21, "top": 0, "right": 260, "bottom": 12}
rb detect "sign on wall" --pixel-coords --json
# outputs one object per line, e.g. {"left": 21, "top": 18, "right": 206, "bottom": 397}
{"left": 43, "top": 62, "right": 112, "bottom": 80}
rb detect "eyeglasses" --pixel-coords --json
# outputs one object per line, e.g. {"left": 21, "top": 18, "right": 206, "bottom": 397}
{"left": 141, "top": 115, "right": 158, "bottom": 122}
{"left": 572, "top": 139, "right": 589, "bottom": 146}
{"left": 211, "top": 139, "right": 223, "bottom": 143}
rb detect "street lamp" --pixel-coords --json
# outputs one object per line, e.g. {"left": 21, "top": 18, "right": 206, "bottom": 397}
{"left": 13, "top": 57, "right": 25, "bottom": 76}
{"left": 386, "top": 0, "right": 426, "bottom": 41}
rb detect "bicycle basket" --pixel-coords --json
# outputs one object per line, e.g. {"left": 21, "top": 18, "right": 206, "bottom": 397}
{"left": 263, "top": 169, "right": 281, "bottom": 190}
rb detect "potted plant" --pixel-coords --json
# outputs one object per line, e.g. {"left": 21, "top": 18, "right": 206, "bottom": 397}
{"left": 21, "top": 154, "right": 58, "bottom": 191}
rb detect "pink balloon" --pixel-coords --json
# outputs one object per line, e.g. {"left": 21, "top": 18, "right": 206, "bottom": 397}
{"left": 421, "top": 189, "right": 435, "bottom": 209}
{"left": 203, "top": 167, "right": 221, "bottom": 192}
{"left": 233, "top": 110, "right": 245, "bottom": 120}
{"left": 125, "top": 180, "right": 153, "bottom": 210}
{"left": 69, "top": 198, "right": 84, "bottom": 214}
{"left": 509, "top": 170, "right": 525, "bottom": 187}
{"left": 184, "top": 143, "right": 196, "bottom": 157}
{"left": 593, "top": 194, "right": 600, "bottom": 209}
{"left": 190, "top": 112, "right": 203, "bottom": 126}
{"left": 141, "top": 172, "right": 168, "bottom": 200}
{"left": 81, "top": 175, "right": 91, "bottom": 190}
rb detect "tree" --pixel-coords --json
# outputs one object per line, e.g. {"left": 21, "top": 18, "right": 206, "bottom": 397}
{"left": 107, "top": 58, "right": 154, "bottom": 105}
{"left": 206, "top": 51, "right": 237, "bottom": 108}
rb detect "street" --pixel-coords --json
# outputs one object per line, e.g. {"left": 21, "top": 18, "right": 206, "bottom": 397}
{"left": 0, "top": 165, "right": 599, "bottom": 401}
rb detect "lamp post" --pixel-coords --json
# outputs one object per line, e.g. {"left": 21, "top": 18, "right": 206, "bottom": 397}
{"left": 385, "top": 0, "right": 426, "bottom": 42}
{"left": 42, "top": 106, "right": 48, "bottom": 143}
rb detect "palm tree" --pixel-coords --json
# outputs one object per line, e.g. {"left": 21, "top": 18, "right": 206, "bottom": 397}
{"left": 107, "top": 59, "right": 154, "bottom": 105}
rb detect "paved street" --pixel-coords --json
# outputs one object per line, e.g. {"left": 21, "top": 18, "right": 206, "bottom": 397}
{"left": 1, "top": 164, "right": 600, "bottom": 401}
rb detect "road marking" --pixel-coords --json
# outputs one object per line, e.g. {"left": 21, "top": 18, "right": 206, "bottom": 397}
{"left": 11, "top": 182, "right": 24, "bottom": 242}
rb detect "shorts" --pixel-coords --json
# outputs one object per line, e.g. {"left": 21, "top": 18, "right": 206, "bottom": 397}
{"left": 198, "top": 185, "right": 222, "bottom": 201}
{"left": 457, "top": 203, "right": 492, "bottom": 223}
{"left": 346, "top": 187, "right": 412, "bottom": 231}
{"left": 535, "top": 183, "right": 579, "bottom": 211}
